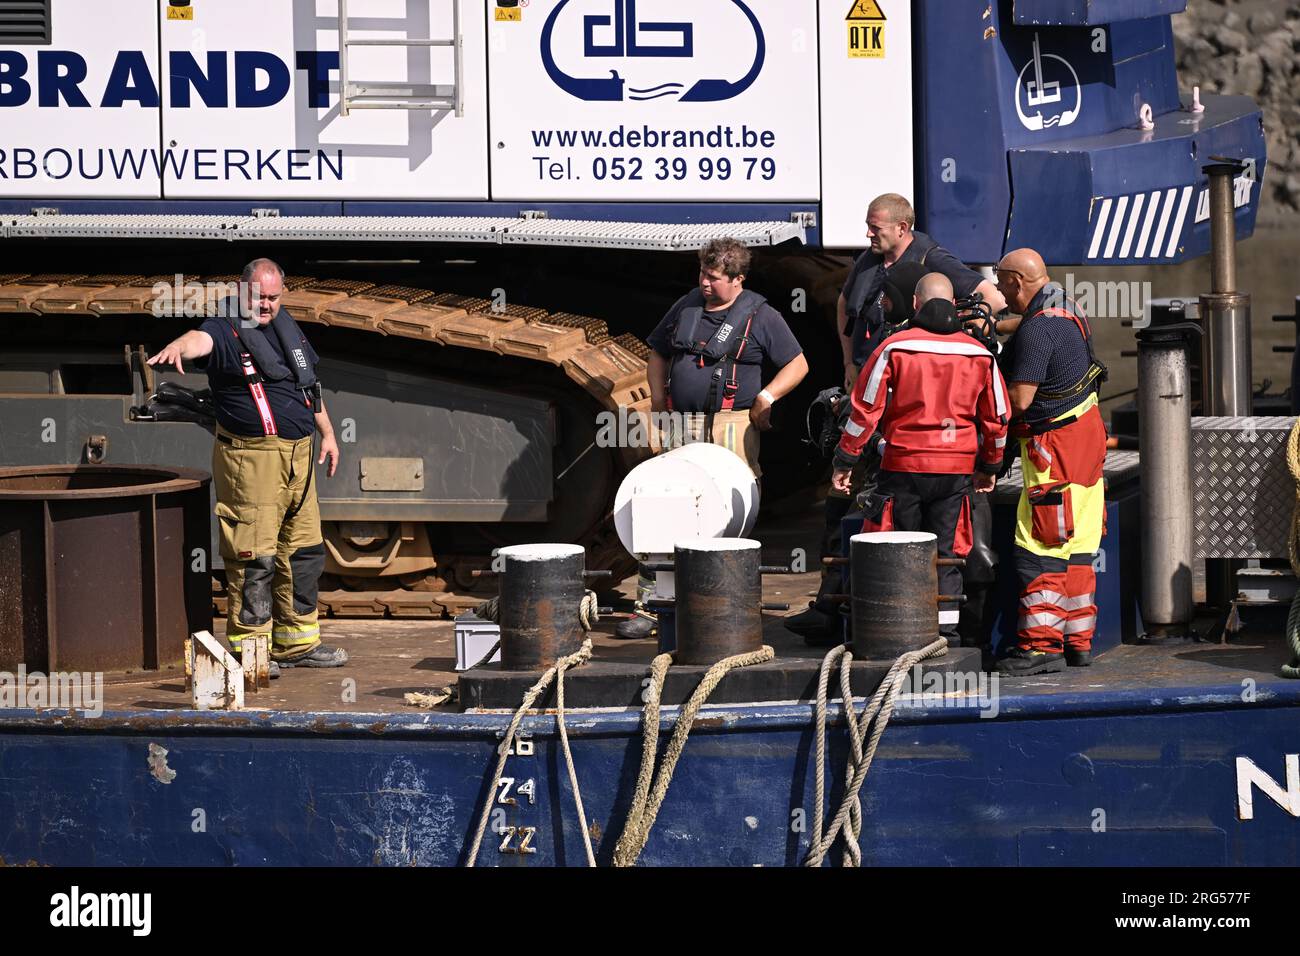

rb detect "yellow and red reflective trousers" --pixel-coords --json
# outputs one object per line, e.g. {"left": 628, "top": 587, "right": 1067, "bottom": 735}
{"left": 1013, "top": 394, "right": 1107, "bottom": 653}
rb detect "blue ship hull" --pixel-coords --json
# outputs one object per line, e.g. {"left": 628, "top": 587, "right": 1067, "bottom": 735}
{"left": 3, "top": 658, "right": 1297, "bottom": 867}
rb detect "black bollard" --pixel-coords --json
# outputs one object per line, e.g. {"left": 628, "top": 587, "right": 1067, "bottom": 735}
{"left": 850, "top": 531, "right": 940, "bottom": 658}
{"left": 497, "top": 544, "right": 585, "bottom": 670}
{"left": 673, "top": 539, "right": 764, "bottom": 666}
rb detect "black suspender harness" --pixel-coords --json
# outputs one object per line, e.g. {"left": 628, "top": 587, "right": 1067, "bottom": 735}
{"left": 842, "top": 236, "right": 937, "bottom": 336}
{"left": 705, "top": 309, "right": 756, "bottom": 414}
{"left": 224, "top": 304, "right": 323, "bottom": 521}
{"left": 668, "top": 289, "right": 765, "bottom": 415}
{"left": 1020, "top": 300, "right": 1109, "bottom": 435}
{"left": 225, "top": 304, "right": 322, "bottom": 438}
{"left": 232, "top": 334, "right": 282, "bottom": 437}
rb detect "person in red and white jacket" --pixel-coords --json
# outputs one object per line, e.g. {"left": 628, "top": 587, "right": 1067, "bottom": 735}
{"left": 831, "top": 273, "right": 1010, "bottom": 642}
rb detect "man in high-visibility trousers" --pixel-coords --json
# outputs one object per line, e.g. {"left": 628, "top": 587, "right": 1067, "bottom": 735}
{"left": 993, "top": 249, "right": 1108, "bottom": 675}
{"left": 149, "top": 258, "right": 348, "bottom": 673}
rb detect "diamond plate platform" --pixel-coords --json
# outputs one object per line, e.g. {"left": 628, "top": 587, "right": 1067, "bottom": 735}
{"left": 1, "top": 214, "right": 805, "bottom": 251}
{"left": 1192, "top": 416, "right": 1296, "bottom": 560}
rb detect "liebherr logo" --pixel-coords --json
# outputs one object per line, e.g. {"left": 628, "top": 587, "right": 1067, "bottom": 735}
{"left": 49, "top": 886, "right": 151, "bottom": 936}
{"left": 1236, "top": 755, "right": 1300, "bottom": 820}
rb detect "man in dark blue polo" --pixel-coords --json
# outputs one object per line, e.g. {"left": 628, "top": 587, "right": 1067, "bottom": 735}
{"left": 149, "top": 258, "right": 347, "bottom": 673}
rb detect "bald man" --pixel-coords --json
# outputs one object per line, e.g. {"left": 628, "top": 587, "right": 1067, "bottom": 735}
{"left": 828, "top": 273, "right": 1009, "bottom": 644}
{"left": 785, "top": 259, "right": 932, "bottom": 643}
{"left": 993, "top": 248, "right": 1109, "bottom": 675}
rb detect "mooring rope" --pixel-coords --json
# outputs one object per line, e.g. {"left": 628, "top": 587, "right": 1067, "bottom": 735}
{"left": 465, "top": 638, "right": 594, "bottom": 867}
{"left": 612, "top": 645, "right": 776, "bottom": 867}
{"left": 803, "top": 638, "right": 948, "bottom": 867}
{"left": 474, "top": 591, "right": 601, "bottom": 631}
{"left": 1282, "top": 418, "right": 1300, "bottom": 678}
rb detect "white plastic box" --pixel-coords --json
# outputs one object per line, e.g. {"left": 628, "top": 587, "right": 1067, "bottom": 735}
{"left": 454, "top": 613, "right": 501, "bottom": 671}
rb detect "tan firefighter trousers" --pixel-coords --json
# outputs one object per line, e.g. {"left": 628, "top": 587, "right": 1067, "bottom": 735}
{"left": 212, "top": 426, "right": 324, "bottom": 660}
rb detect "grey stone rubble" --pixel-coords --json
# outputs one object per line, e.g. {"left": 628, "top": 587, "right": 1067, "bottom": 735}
{"left": 1173, "top": 0, "right": 1300, "bottom": 225}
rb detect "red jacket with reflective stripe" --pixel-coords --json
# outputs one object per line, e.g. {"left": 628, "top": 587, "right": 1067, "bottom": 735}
{"left": 836, "top": 327, "right": 1010, "bottom": 474}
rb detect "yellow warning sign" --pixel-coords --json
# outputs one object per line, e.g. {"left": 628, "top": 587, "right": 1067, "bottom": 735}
{"left": 847, "top": 0, "right": 885, "bottom": 58}
{"left": 494, "top": 6, "right": 522, "bottom": 21}
{"left": 167, "top": 6, "right": 194, "bottom": 20}
{"left": 847, "top": 0, "right": 886, "bottom": 17}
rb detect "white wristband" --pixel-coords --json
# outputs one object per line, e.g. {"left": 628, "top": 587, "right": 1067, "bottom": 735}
{"left": 759, "top": 389, "right": 776, "bottom": 405}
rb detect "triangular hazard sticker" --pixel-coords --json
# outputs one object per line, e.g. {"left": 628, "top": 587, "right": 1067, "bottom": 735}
{"left": 847, "top": 0, "right": 886, "bottom": 20}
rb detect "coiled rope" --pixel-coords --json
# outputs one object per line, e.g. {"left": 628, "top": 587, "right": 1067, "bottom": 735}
{"left": 466, "top": 592, "right": 600, "bottom": 673}
{"left": 475, "top": 591, "right": 601, "bottom": 631}
{"left": 465, "top": 638, "right": 595, "bottom": 867}
{"left": 612, "top": 645, "right": 776, "bottom": 867}
{"left": 803, "top": 638, "right": 948, "bottom": 867}
{"left": 1282, "top": 418, "right": 1300, "bottom": 678}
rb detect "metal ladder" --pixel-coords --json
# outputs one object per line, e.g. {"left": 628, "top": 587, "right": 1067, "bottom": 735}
{"left": 337, "top": 0, "right": 464, "bottom": 117}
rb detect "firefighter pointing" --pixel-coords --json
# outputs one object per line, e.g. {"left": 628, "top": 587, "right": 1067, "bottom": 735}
{"left": 148, "top": 258, "right": 348, "bottom": 674}
{"left": 993, "top": 248, "right": 1108, "bottom": 676}
{"left": 832, "top": 272, "right": 1009, "bottom": 645}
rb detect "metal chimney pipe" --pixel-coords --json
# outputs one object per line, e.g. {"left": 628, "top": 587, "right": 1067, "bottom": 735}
{"left": 1199, "top": 162, "right": 1253, "bottom": 610}
{"left": 1199, "top": 162, "right": 1252, "bottom": 416}
{"left": 1208, "top": 164, "right": 1238, "bottom": 296}
{"left": 1137, "top": 324, "right": 1199, "bottom": 639}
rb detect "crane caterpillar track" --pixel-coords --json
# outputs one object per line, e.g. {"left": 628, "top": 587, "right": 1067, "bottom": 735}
{"left": 0, "top": 270, "right": 656, "bottom": 619}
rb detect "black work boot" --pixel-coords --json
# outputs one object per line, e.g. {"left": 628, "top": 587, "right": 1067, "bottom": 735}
{"left": 276, "top": 644, "right": 349, "bottom": 668}
{"left": 1065, "top": 648, "right": 1093, "bottom": 667}
{"left": 615, "top": 613, "right": 658, "bottom": 640}
{"left": 784, "top": 601, "right": 841, "bottom": 646}
{"left": 233, "top": 649, "right": 281, "bottom": 679}
{"left": 995, "top": 646, "right": 1066, "bottom": 676}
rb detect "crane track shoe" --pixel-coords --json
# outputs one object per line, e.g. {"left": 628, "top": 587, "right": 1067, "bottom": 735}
{"left": 1065, "top": 649, "right": 1092, "bottom": 667}
{"left": 615, "top": 613, "right": 658, "bottom": 640}
{"left": 995, "top": 647, "right": 1066, "bottom": 676}
{"left": 275, "top": 645, "right": 350, "bottom": 668}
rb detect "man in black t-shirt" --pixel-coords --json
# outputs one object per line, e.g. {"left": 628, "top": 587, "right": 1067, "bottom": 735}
{"left": 618, "top": 239, "right": 808, "bottom": 640}
{"left": 149, "top": 258, "right": 346, "bottom": 673}
{"left": 645, "top": 238, "right": 808, "bottom": 478}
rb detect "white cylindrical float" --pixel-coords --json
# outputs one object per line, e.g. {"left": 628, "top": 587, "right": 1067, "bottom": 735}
{"left": 614, "top": 442, "right": 759, "bottom": 555}
{"left": 614, "top": 441, "right": 760, "bottom": 605}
